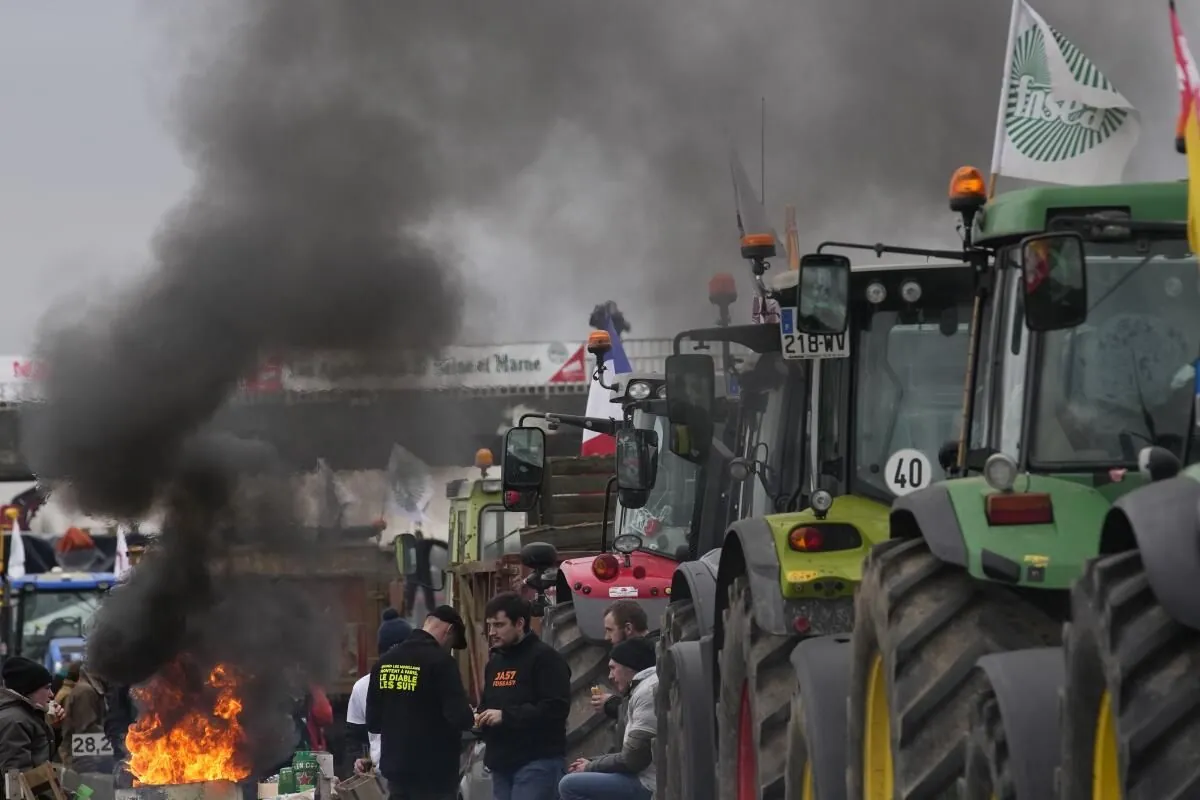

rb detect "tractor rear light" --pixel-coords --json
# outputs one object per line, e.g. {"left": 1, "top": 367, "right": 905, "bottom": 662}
{"left": 793, "top": 617, "right": 810, "bottom": 634}
{"left": 788, "top": 527, "right": 825, "bottom": 552}
{"left": 985, "top": 492, "right": 1053, "bottom": 526}
{"left": 592, "top": 554, "right": 620, "bottom": 580}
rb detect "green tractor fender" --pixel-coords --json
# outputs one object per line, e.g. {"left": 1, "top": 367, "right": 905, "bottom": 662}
{"left": 895, "top": 476, "right": 1112, "bottom": 589}
{"left": 890, "top": 484, "right": 969, "bottom": 567}
{"left": 715, "top": 518, "right": 794, "bottom": 636}
{"left": 1100, "top": 472, "right": 1200, "bottom": 630}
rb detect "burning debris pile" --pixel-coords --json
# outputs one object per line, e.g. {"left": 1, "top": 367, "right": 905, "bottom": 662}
{"left": 20, "top": 0, "right": 462, "bottom": 779}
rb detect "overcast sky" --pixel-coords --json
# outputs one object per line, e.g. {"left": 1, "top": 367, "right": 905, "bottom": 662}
{"left": 0, "top": 1, "right": 1194, "bottom": 353}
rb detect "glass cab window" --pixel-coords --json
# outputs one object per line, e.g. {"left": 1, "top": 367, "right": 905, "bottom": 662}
{"left": 848, "top": 269, "right": 976, "bottom": 498}
{"left": 1027, "top": 239, "right": 1199, "bottom": 466}
{"left": 615, "top": 411, "right": 699, "bottom": 561}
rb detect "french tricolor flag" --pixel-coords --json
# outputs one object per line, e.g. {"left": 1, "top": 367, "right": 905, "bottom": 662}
{"left": 580, "top": 315, "right": 632, "bottom": 457}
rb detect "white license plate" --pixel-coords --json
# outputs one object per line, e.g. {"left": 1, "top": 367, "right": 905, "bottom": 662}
{"left": 71, "top": 732, "right": 114, "bottom": 757}
{"left": 779, "top": 308, "right": 850, "bottom": 359}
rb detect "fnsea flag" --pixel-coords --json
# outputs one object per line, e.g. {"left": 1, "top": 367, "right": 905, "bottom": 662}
{"left": 990, "top": 0, "right": 1139, "bottom": 185}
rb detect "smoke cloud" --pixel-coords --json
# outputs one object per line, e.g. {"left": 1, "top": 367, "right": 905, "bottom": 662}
{"left": 23, "top": 0, "right": 464, "bottom": 772}
{"left": 14, "top": 0, "right": 1185, "bottom": 771}
{"left": 215, "top": 0, "right": 1174, "bottom": 339}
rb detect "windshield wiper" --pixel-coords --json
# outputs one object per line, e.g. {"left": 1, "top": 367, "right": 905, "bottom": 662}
{"left": 1086, "top": 253, "right": 1157, "bottom": 315}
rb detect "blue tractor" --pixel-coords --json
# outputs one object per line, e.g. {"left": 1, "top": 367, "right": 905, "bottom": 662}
{"left": 5, "top": 571, "right": 116, "bottom": 675}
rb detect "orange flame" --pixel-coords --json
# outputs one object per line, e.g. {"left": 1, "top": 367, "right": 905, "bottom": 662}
{"left": 126, "top": 660, "right": 251, "bottom": 785}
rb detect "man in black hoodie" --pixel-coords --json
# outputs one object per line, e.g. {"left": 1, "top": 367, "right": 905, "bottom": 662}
{"left": 476, "top": 592, "right": 570, "bottom": 800}
{"left": 366, "top": 605, "right": 473, "bottom": 800}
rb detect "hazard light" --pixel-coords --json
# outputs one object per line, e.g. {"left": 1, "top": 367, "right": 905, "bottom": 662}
{"left": 587, "top": 330, "right": 612, "bottom": 358}
{"left": 740, "top": 232, "right": 776, "bottom": 261}
{"left": 949, "top": 166, "right": 987, "bottom": 213}
{"left": 474, "top": 448, "right": 494, "bottom": 470}
{"left": 708, "top": 273, "right": 737, "bottom": 305}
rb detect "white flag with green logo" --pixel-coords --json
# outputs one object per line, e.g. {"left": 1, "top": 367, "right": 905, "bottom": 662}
{"left": 990, "top": 0, "right": 1139, "bottom": 186}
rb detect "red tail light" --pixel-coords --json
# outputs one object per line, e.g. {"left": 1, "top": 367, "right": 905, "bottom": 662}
{"left": 592, "top": 554, "right": 620, "bottom": 580}
{"left": 985, "top": 493, "right": 1053, "bottom": 526}
{"left": 788, "top": 526, "right": 824, "bottom": 552}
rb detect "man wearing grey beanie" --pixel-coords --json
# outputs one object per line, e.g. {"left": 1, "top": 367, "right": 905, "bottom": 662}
{"left": 558, "top": 638, "right": 658, "bottom": 800}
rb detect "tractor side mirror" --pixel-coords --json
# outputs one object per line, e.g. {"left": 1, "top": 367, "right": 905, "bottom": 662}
{"left": 665, "top": 353, "right": 715, "bottom": 464}
{"left": 502, "top": 426, "right": 546, "bottom": 492}
{"left": 1019, "top": 232, "right": 1087, "bottom": 332}
{"left": 616, "top": 428, "right": 658, "bottom": 494}
{"left": 795, "top": 253, "right": 851, "bottom": 335}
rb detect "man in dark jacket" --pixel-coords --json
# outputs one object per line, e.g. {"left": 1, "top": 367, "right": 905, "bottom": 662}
{"left": 0, "top": 657, "right": 57, "bottom": 772}
{"left": 366, "top": 605, "right": 472, "bottom": 800}
{"left": 102, "top": 683, "right": 135, "bottom": 762}
{"left": 346, "top": 608, "right": 413, "bottom": 777}
{"left": 476, "top": 592, "right": 570, "bottom": 800}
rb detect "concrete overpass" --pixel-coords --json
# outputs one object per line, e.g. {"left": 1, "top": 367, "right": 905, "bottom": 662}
{"left": 0, "top": 337, "right": 751, "bottom": 474}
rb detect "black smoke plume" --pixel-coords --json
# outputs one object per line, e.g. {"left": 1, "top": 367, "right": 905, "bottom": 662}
{"left": 22, "top": 1, "right": 461, "bottom": 772}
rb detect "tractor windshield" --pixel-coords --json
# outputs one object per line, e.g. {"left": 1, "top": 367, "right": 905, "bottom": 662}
{"left": 853, "top": 299, "right": 973, "bottom": 498}
{"left": 616, "top": 413, "right": 698, "bottom": 560}
{"left": 13, "top": 589, "right": 102, "bottom": 669}
{"left": 1028, "top": 240, "right": 1200, "bottom": 467}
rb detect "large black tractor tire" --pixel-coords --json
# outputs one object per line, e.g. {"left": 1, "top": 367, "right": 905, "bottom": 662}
{"left": 1059, "top": 551, "right": 1200, "bottom": 800}
{"left": 958, "top": 649, "right": 1064, "bottom": 800}
{"left": 846, "top": 538, "right": 1060, "bottom": 799}
{"left": 783, "top": 635, "right": 852, "bottom": 800}
{"left": 660, "top": 598, "right": 701, "bottom": 650}
{"left": 715, "top": 576, "right": 798, "bottom": 800}
{"left": 542, "top": 601, "right": 614, "bottom": 761}
{"left": 654, "top": 597, "right": 702, "bottom": 777}
{"left": 655, "top": 639, "right": 715, "bottom": 800}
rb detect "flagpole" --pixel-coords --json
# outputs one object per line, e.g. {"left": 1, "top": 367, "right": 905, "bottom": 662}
{"left": 990, "top": 0, "right": 1023, "bottom": 199}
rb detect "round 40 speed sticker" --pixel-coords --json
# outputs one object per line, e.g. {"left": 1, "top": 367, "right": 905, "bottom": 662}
{"left": 884, "top": 448, "right": 932, "bottom": 496}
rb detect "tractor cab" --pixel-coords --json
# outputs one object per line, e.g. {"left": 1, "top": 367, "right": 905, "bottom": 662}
{"left": 440, "top": 449, "right": 517, "bottom": 608}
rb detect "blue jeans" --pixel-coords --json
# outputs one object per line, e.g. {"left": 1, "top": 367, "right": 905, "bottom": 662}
{"left": 491, "top": 758, "right": 565, "bottom": 800}
{"left": 558, "top": 772, "right": 652, "bottom": 800}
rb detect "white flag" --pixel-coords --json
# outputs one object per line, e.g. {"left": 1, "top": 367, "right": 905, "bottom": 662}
{"left": 8, "top": 518, "right": 26, "bottom": 580}
{"left": 990, "top": 0, "right": 1139, "bottom": 186}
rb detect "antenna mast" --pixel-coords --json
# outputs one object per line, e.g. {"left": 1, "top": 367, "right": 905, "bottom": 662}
{"left": 760, "top": 97, "right": 766, "bottom": 206}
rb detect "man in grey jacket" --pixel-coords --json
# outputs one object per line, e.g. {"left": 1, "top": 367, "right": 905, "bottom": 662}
{"left": 558, "top": 638, "right": 657, "bottom": 800}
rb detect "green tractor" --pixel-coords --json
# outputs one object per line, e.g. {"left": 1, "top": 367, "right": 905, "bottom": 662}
{"left": 822, "top": 173, "right": 1196, "bottom": 798}
{"left": 656, "top": 238, "right": 978, "bottom": 797}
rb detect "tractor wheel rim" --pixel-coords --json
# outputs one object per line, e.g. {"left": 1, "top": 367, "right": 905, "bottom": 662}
{"left": 801, "top": 759, "right": 814, "bottom": 800}
{"left": 1092, "top": 690, "right": 1121, "bottom": 800}
{"left": 863, "top": 653, "right": 894, "bottom": 799}
{"left": 737, "top": 680, "right": 757, "bottom": 800}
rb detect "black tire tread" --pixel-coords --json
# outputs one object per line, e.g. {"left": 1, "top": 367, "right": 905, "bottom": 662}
{"left": 1060, "top": 551, "right": 1200, "bottom": 800}
{"left": 542, "top": 601, "right": 614, "bottom": 761}
{"left": 959, "top": 684, "right": 1015, "bottom": 800}
{"left": 847, "top": 538, "right": 1059, "bottom": 799}
{"left": 654, "top": 597, "right": 700, "bottom": 795}
{"left": 654, "top": 645, "right": 694, "bottom": 800}
{"left": 715, "top": 576, "right": 796, "bottom": 800}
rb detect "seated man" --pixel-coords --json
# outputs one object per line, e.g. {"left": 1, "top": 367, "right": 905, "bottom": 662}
{"left": 559, "top": 638, "right": 657, "bottom": 800}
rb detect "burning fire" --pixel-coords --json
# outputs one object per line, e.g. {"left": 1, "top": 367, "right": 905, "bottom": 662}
{"left": 126, "top": 660, "right": 252, "bottom": 785}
